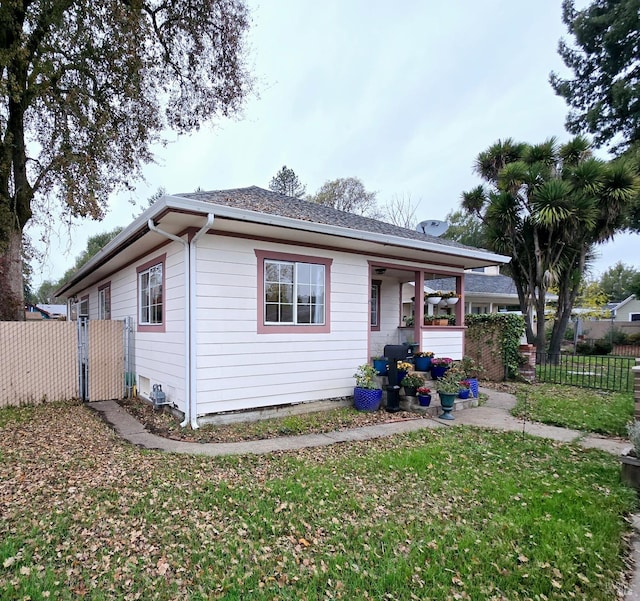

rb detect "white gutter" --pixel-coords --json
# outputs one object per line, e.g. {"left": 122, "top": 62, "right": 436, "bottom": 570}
{"left": 147, "top": 214, "right": 213, "bottom": 429}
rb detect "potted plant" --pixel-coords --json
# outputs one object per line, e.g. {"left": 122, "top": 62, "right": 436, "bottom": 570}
{"left": 400, "top": 372, "right": 425, "bottom": 397}
{"left": 417, "top": 386, "right": 432, "bottom": 407}
{"left": 458, "top": 379, "right": 471, "bottom": 399}
{"left": 435, "top": 371, "right": 460, "bottom": 420}
{"left": 459, "top": 356, "right": 484, "bottom": 398}
{"left": 441, "top": 291, "right": 461, "bottom": 305}
{"left": 425, "top": 291, "right": 442, "bottom": 304}
{"left": 353, "top": 364, "right": 383, "bottom": 411}
{"left": 430, "top": 357, "right": 453, "bottom": 380}
{"left": 396, "top": 360, "right": 413, "bottom": 385}
{"left": 621, "top": 421, "right": 640, "bottom": 491}
{"left": 414, "top": 351, "right": 434, "bottom": 372}
{"left": 372, "top": 356, "right": 388, "bottom": 376}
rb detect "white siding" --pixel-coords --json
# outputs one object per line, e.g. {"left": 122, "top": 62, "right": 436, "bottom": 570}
{"left": 194, "top": 236, "right": 369, "bottom": 415}
{"left": 73, "top": 241, "right": 188, "bottom": 411}
{"left": 421, "top": 329, "right": 464, "bottom": 360}
{"left": 370, "top": 276, "right": 404, "bottom": 357}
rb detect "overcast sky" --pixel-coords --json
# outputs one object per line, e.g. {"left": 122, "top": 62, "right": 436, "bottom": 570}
{"left": 31, "top": 0, "right": 639, "bottom": 289}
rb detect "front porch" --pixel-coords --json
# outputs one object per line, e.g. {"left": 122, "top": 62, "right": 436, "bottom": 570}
{"left": 369, "top": 263, "right": 466, "bottom": 359}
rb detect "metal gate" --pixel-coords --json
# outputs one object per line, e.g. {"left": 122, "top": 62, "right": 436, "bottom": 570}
{"left": 77, "top": 318, "right": 131, "bottom": 401}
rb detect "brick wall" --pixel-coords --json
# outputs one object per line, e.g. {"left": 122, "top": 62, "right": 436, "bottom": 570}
{"left": 465, "top": 322, "right": 505, "bottom": 382}
{"left": 518, "top": 344, "right": 536, "bottom": 382}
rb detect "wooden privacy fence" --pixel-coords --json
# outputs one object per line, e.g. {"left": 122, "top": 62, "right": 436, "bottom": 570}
{"left": 0, "top": 320, "right": 124, "bottom": 407}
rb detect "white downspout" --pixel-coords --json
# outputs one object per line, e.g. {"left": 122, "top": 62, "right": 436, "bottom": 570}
{"left": 147, "top": 215, "right": 213, "bottom": 429}
{"left": 147, "top": 219, "right": 191, "bottom": 427}
{"left": 188, "top": 214, "right": 214, "bottom": 429}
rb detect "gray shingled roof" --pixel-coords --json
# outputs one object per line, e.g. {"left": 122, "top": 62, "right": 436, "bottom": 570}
{"left": 178, "top": 186, "right": 477, "bottom": 251}
{"left": 428, "top": 273, "right": 518, "bottom": 295}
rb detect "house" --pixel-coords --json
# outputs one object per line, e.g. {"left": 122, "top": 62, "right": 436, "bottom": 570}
{"left": 402, "top": 266, "right": 522, "bottom": 322}
{"left": 55, "top": 186, "right": 509, "bottom": 425}
{"left": 610, "top": 295, "right": 640, "bottom": 322}
{"left": 24, "top": 304, "right": 68, "bottom": 320}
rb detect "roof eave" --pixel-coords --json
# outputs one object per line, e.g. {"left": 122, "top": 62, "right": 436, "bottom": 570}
{"left": 55, "top": 194, "right": 511, "bottom": 296}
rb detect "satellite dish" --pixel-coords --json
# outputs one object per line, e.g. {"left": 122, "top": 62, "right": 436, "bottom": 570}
{"left": 416, "top": 220, "right": 449, "bottom": 237}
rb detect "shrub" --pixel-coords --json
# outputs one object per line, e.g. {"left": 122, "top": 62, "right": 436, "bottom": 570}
{"left": 628, "top": 332, "right": 640, "bottom": 345}
{"left": 593, "top": 340, "right": 613, "bottom": 355}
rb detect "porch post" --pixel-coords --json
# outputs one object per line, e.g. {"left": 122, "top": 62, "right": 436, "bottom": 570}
{"left": 415, "top": 270, "right": 425, "bottom": 348}
{"left": 456, "top": 273, "right": 464, "bottom": 327}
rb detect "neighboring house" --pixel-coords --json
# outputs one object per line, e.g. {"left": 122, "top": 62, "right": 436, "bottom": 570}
{"left": 610, "top": 295, "right": 640, "bottom": 322}
{"left": 24, "top": 304, "right": 68, "bottom": 320}
{"left": 403, "top": 267, "right": 522, "bottom": 320}
{"left": 55, "top": 186, "right": 508, "bottom": 424}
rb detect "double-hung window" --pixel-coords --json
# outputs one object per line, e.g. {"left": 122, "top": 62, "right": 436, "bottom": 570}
{"left": 137, "top": 254, "right": 165, "bottom": 332}
{"left": 98, "top": 283, "right": 111, "bottom": 320}
{"left": 256, "top": 250, "right": 332, "bottom": 333}
{"left": 370, "top": 280, "right": 381, "bottom": 330}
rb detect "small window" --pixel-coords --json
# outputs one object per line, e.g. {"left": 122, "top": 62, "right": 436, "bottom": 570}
{"left": 370, "top": 280, "right": 381, "bottom": 330}
{"left": 98, "top": 283, "right": 111, "bottom": 320}
{"left": 137, "top": 255, "right": 166, "bottom": 332}
{"left": 78, "top": 295, "right": 89, "bottom": 318}
{"left": 630, "top": 313, "right": 640, "bottom": 322}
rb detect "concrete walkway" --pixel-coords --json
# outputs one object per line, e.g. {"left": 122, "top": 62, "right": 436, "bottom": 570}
{"left": 89, "top": 387, "right": 640, "bottom": 600}
{"left": 89, "top": 387, "right": 632, "bottom": 457}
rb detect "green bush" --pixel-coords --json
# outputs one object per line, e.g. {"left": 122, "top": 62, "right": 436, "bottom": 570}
{"left": 628, "top": 332, "right": 640, "bottom": 345}
{"left": 593, "top": 340, "right": 613, "bottom": 355}
{"left": 611, "top": 329, "right": 629, "bottom": 345}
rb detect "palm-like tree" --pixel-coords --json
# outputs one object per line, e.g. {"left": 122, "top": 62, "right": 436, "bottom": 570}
{"left": 462, "top": 136, "right": 638, "bottom": 354}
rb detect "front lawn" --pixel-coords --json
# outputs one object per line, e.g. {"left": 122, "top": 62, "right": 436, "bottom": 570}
{"left": 512, "top": 384, "right": 634, "bottom": 437}
{"left": 0, "top": 401, "right": 637, "bottom": 600}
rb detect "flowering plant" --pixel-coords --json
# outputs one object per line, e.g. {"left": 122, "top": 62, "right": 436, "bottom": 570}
{"left": 425, "top": 291, "right": 443, "bottom": 298}
{"left": 397, "top": 361, "right": 413, "bottom": 371}
{"left": 440, "top": 291, "right": 461, "bottom": 299}
{"left": 417, "top": 386, "right": 431, "bottom": 395}
{"left": 401, "top": 373, "right": 425, "bottom": 388}
{"left": 431, "top": 357, "right": 453, "bottom": 367}
{"left": 414, "top": 351, "right": 434, "bottom": 358}
{"left": 459, "top": 379, "right": 471, "bottom": 390}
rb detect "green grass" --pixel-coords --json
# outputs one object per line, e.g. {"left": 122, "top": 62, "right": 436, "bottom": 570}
{"left": 0, "top": 402, "right": 637, "bottom": 600}
{"left": 512, "top": 383, "right": 634, "bottom": 436}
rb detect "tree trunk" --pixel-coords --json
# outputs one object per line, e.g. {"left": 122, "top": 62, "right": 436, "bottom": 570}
{"left": 0, "top": 226, "right": 24, "bottom": 320}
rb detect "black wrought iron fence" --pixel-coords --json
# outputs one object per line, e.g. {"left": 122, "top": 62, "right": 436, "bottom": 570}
{"left": 535, "top": 352, "right": 635, "bottom": 393}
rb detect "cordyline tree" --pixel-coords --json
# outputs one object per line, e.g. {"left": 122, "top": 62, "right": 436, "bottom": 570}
{"left": 462, "top": 136, "right": 638, "bottom": 355}
{"left": 0, "top": 0, "right": 252, "bottom": 320}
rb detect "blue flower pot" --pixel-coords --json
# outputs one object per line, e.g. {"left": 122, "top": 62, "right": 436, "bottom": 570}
{"left": 468, "top": 378, "right": 479, "bottom": 398}
{"left": 430, "top": 365, "right": 449, "bottom": 380}
{"left": 418, "top": 394, "right": 431, "bottom": 407}
{"left": 373, "top": 358, "right": 388, "bottom": 376}
{"left": 354, "top": 387, "right": 383, "bottom": 412}
{"left": 458, "top": 389, "right": 470, "bottom": 399}
{"left": 414, "top": 356, "right": 432, "bottom": 372}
